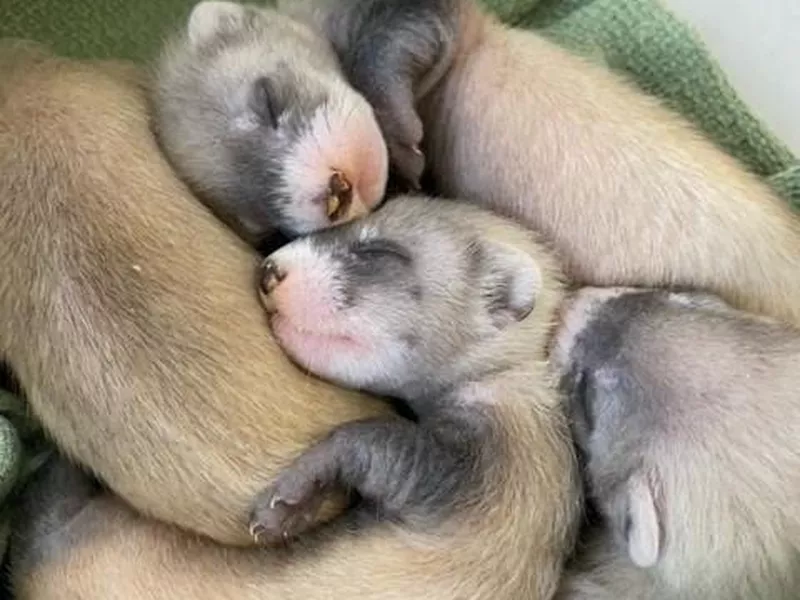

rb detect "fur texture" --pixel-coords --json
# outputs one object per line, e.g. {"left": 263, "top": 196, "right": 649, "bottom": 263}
{"left": 12, "top": 196, "right": 582, "bottom": 600}
{"left": 553, "top": 288, "right": 800, "bottom": 599}
{"left": 283, "top": 0, "right": 800, "bottom": 328}
{"left": 0, "top": 40, "right": 389, "bottom": 547}
{"left": 152, "top": 1, "right": 389, "bottom": 245}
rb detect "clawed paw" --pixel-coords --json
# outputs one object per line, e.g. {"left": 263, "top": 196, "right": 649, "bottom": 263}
{"left": 373, "top": 96, "right": 426, "bottom": 191}
{"left": 388, "top": 141, "right": 426, "bottom": 191}
{"left": 249, "top": 463, "right": 331, "bottom": 546}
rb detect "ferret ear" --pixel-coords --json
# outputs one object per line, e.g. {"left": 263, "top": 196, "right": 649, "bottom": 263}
{"left": 187, "top": 1, "right": 247, "bottom": 49}
{"left": 477, "top": 241, "right": 541, "bottom": 330}
{"left": 621, "top": 472, "right": 662, "bottom": 568}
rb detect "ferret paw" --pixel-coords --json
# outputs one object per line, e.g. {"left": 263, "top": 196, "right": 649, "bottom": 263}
{"left": 378, "top": 104, "right": 426, "bottom": 190}
{"left": 249, "top": 450, "right": 336, "bottom": 546}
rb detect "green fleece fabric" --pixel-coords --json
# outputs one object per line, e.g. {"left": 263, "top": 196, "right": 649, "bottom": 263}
{"left": 0, "top": 0, "right": 798, "bottom": 563}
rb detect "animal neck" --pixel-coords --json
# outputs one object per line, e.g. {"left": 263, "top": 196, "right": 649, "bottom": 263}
{"left": 399, "top": 354, "right": 521, "bottom": 420}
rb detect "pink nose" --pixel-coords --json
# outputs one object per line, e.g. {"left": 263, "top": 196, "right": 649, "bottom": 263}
{"left": 259, "top": 259, "right": 287, "bottom": 314}
{"left": 325, "top": 171, "right": 351, "bottom": 221}
{"left": 324, "top": 170, "right": 371, "bottom": 226}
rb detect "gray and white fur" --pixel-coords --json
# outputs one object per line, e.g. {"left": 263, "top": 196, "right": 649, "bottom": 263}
{"left": 552, "top": 288, "right": 800, "bottom": 600}
{"left": 250, "top": 196, "right": 581, "bottom": 557}
{"left": 279, "top": 0, "right": 800, "bottom": 331}
{"left": 276, "top": 0, "right": 458, "bottom": 187}
{"left": 13, "top": 197, "right": 582, "bottom": 600}
{"left": 153, "top": 1, "right": 389, "bottom": 245}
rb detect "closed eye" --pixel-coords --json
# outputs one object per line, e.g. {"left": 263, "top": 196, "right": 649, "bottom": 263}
{"left": 570, "top": 367, "right": 596, "bottom": 435}
{"left": 350, "top": 239, "right": 413, "bottom": 264}
{"left": 251, "top": 76, "right": 282, "bottom": 129}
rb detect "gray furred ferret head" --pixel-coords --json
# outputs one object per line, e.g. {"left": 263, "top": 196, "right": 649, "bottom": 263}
{"left": 257, "top": 195, "right": 554, "bottom": 401}
{"left": 552, "top": 287, "right": 800, "bottom": 599}
{"left": 153, "top": 1, "right": 389, "bottom": 245}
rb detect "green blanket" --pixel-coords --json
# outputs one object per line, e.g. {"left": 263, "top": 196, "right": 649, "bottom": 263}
{"left": 0, "top": 0, "right": 798, "bottom": 563}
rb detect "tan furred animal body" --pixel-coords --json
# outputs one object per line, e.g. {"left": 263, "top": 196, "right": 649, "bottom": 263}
{"left": 555, "top": 533, "right": 655, "bottom": 600}
{"left": 282, "top": 0, "right": 800, "bottom": 327}
{"left": 552, "top": 287, "right": 800, "bottom": 599}
{"left": 0, "top": 40, "right": 388, "bottom": 547}
{"left": 12, "top": 196, "right": 582, "bottom": 600}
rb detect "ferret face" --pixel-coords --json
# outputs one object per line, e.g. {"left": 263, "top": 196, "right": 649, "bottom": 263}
{"left": 553, "top": 287, "right": 760, "bottom": 570}
{"left": 156, "top": 1, "right": 388, "bottom": 243}
{"left": 555, "top": 288, "right": 800, "bottom": 594}
{"left": 553, "top": 289, "right": 664, "bottom": 563}
{"left": 258, "top": 197, "right": 542, "bottom": 398}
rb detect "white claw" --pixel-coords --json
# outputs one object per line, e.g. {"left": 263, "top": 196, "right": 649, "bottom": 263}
{"left": 249, "top": 523, "right": 264, "bottom": 543}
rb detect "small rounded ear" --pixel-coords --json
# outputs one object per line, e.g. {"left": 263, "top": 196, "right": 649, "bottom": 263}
{"left": 187, "top": 1, "right": 247, "bottom": 49}
{"left": 622, "top": 472, "right": 661, "bottom": 568}
{"left": 478, "top": 241, "right": 542, "bottom": 329}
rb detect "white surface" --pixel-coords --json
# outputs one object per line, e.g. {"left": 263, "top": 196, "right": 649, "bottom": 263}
{"left": 661, "top": 0, "right": 800, "bottom": 156}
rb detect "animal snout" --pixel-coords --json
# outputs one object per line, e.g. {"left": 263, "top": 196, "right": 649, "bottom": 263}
{"left": 259, "top": 259, "right": 287, "bottom": 314}
{"left": 257, "top": 242, "right": 343, "bottom": 326}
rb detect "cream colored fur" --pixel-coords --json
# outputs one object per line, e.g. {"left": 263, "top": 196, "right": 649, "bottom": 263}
{"left": 0, "top": 40, "right": 389, "bottom": 547}
{"left": 420, "top": 2, "right": 800, "bottom": 326}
